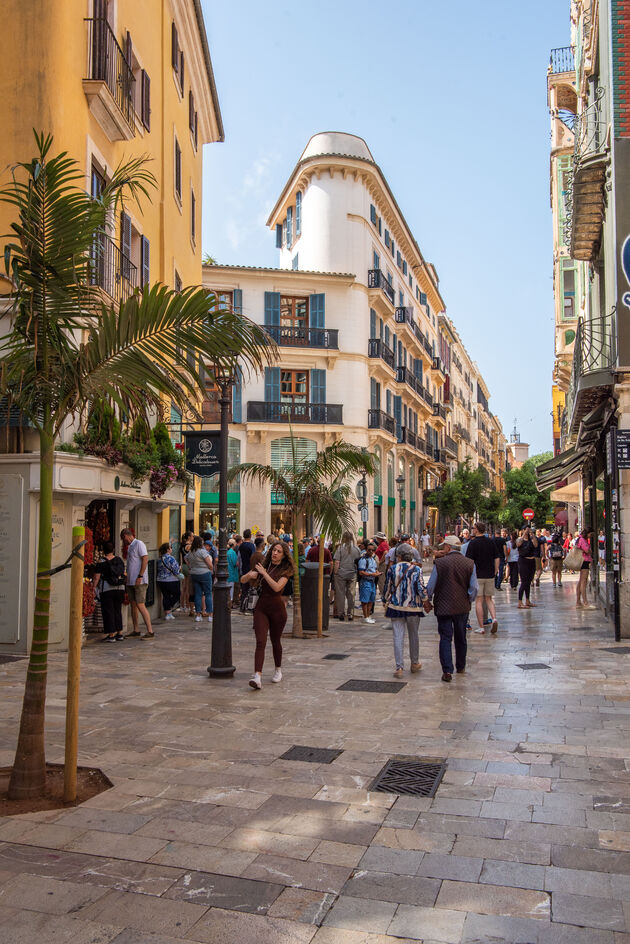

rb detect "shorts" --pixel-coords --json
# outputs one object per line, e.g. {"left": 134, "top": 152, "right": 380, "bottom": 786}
{"left": 126, "top": 584, "right": 148, "bottom": 604}
{"left": 550, "top": 558, "right": 563, "bottom": 573}
{"left": 359, "top": 580, "right": 376, "bottom": 604}
{"left": 535, "top": 558, "right": 543, "bottom": 572}
{"left": 477, "top": 577, "right": 495, "bottom": 597}
{"left": 581, "top": 561, "right": 591, "bottom": 571}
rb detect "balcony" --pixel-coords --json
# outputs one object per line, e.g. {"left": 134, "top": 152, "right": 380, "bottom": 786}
{"left": 368, "top": 409, "right": 395, "bottom": 436}
{"left": 549, "top": 46, "right": 574, "bottom": 74}
{"left": 566, "top": 316, "right": 616, "bottom": 433}
{"left": 247, "top": 401, "right": 343, "bottom": 424}
{"left": 265, "top": 325, "right": 339, "bottom": 349}
{"left": 89, "top": 232, "right": 137, "bottom": 305}
{"left": 368, "top": 338, "right": 395, "bottom": 370}
{"left": 433, "top": 402, "right": 446, "bottom": 421}
{"left": 398, "top": 426, "right": 418, "bottom": 450}
{"left": 367, "top": 269, "right": 395, "bottom": 305}
{"left": 395, "top": 306, "right": 415, "bottom": 327}
{"left": 83, "top": 18, "right": 135, "bottom": 140}
{"left": 454, "top": 423, "right": 471, "bottom": 443}
{"left": 443, "top": 434, "right": 458, "bottom": 458}
{"left": 396, "top": 365, "right": 426, "bottom": 399}
{"left": 566, "top": 88, "right": 609, "bottom": 261}
{"left": 432, "top": 356, "right": 445, "bottom": 376}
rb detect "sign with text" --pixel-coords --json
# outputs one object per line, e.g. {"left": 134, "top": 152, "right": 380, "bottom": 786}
{"left": 184, "top": 431, "right": 221, "bottom": 478}
{"left": 522, "top": 508, "right": 535, "bottom": 520}
{"left": 617, "top": 429, "right": 630, "bottom": 469}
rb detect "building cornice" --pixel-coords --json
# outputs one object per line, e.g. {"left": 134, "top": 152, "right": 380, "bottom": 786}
{"left": 177, "top": 0, "right": 224, "bottom": 143}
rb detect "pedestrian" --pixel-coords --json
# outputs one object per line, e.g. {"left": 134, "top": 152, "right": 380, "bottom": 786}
{"left": 494, "top": 528, "right": 508, "bottom": 590}
{"left": 383, "top": 543, "right": 426, "bottom": 677}
{"left": 333, "top": 530, "right": 361, "bottom": 621}
{"left": 157, "top": 542, "right": 181, "bottom": 620}
{"left": 465, "top": 521, "right": 499, "bottom": 634}
{"left": 424, "top": 535, "right": 477, "bottom": 682}
{"left": 186, "top": 535, "right": 213, "bottom": 623}
{"left": 227, "top": 538, "right": 240, "bottom": 603}
{"left": 548, "top": 531, "right": 565, "bottom": 587}
{"left": 306, "top": 537, "right": 333, "bottom": 572}
{"left": 239, "top": 529, "right": 256, "bottom": 612}
{"left": 460, "top": 528, "right": 471, "bottom": 555}
{"left": 179, "top": 530, "right": 194, "bottom": 615}
{"left": 534, "top": 529, "right": 547, "bottom": 587}
{"left": 516, "top": 526, "right": 538, "bottom": 608}
{"left": 421, "top": 528, "right": 431, "bottom": 559}
{"left": 506, "top": 530, "right": 520, "bottom": 589}
{"left": 93, "top": 541, "right": 125, "bottom": 641}
{"left": 357, "top": 542, "right": 378, "bottom": 623}
{"left": 575, "top": 528, "right": 595, "bottom": 609}
{"left": 241, "top": 540, "right": 294, "bottom": 690}
{"left": 120, "top": 528, "right": 154, "bottom": 639}
{"left": 598, "top": 529, "right": 606, "bottom": 569}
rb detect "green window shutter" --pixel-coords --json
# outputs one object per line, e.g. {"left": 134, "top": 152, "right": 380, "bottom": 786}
{"left": 265, "top": 367, "right": 280, "bottom": 401}
{"left": 275, "top": 224, "right": 283, "bottom": 248}
{"left": 264, "top": 291, "right": 280, "bottom": 326}
{"left": 370, "top": 308, "right": 376, "bottom": 338}
{"left": 311, "top": 369, "right": 326, "bottom": 403}
{"left": 370, "top": 204, "right": 377, "bottom": 224}
{"left": 310, "top": 293, "right": 325, "bottom": 328}
{"left": 232, "top": 369, "right": 242, "bottom": 423}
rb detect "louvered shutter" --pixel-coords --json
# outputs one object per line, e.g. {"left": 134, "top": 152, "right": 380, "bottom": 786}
{"left": 311, "top": 369, "right": 326, "bottom": 422}
{"left": 265, "top": 367, "right": 280, "bottom": 402}
{"left": 232, "top": 369, "right": 242, "bottom": 423}
{"left": 140, "top": 236, "right": 149, "bottom": 287}
{"left": 370, "top": 378, "right": 379, "bottom": 410}
{"left": 120, "top": 212, "right": 131, "bottom": 280}
{"left": 369, "top": 308, "right": 376, "bottom": 339}
{"left": 264, "top": 291, "right": 280, "bottom": 326}
{"left": 275, "top": 224, "right": 283, "bottom": 248}
{"left": 179, "top": 51, "right": 184, "bottom": 90}
{"left": 310, "top": 293, "right": 325, "bottom": 329}
{"left": 125, "top": 31, "right": 132, "bottom": 66}
{"left": 394, "top": 396, "right": 402, "bottom": 440}
{"left": 141, "top": 70, "right": 150, "bottom": 130}
{"left": 232, "top": 289, "right": 242, "bottom": 314}
{"left": 171, "top": 23, "right": 178, "bottom": 68}
{"left": 189, "top": 90, "right": 194, "bottom": 130}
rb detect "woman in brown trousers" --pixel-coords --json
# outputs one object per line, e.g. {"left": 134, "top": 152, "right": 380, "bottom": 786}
{"left": 241, "top": 540, "right": 294, "bottom": 690}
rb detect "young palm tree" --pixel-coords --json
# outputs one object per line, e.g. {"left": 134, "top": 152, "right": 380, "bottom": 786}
{"left": 0, "top": 133, "right": 274, "bottom": 799}
{"left": 231, "top": 439, "right": 375, "bottom": 636}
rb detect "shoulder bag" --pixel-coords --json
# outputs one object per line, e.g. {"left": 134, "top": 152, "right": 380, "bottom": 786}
{"left": 564, "top": 545, "right": 585, "bottom": 570}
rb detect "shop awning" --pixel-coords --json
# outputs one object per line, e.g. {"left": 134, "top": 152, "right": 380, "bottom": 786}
{"left": 576, "top": 398, "right": 615, "bottom": 448}
{"left": 535, "top": 446, "right": 592, "bottom": 491}
{"left": 550, "top": 479, "right": 604, "bottom": 503}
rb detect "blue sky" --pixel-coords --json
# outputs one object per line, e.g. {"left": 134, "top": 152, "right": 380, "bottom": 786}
{"left": 200, "top": 0, "right": 569, "bottom": 457}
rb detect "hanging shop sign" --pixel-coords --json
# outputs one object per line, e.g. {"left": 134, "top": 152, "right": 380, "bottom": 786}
{"left": 183, "top": 431, "right": 221, "bottom": 477}
{"left": 616, "top": 429, "right": 630, "bottom": 469}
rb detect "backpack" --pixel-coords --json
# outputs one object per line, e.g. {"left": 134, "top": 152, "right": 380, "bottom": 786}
{"left": 549, "top": 543, "right": 564, "bottom": 560}
{"left": 104, "top": 556, "right": 126, "bottom": 587}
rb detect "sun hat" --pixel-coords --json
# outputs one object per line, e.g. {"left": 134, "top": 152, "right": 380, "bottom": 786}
{"left": 440, "top": 535, "right": 462, "bottom": 548}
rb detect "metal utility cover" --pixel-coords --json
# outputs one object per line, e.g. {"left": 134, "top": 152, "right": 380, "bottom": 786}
{"left": 600, "top": 647, "right": 630, "bottom": 654}
{"left": 371, "top": 756, "right": 447, "bottom": 797}
{"left": 280, "top": 745, "right": 343, "bottom": 764}
{"left": 323, "top": 653, "right": 350, "bottom": 660}
{"left": 337, "top": 679, "right": 406, "bottom": 693}
{"left": 516, "top": 663, "right": 551, "bottom": 670}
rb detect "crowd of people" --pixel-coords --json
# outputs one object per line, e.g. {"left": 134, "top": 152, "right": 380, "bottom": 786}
{"left": 93, "top": 521, "right": 603, "bottom": 691}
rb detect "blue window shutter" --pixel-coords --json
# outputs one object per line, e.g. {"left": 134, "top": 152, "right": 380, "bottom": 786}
{"left": 373, "top": 250, "right": 380, "bottom": 269}
{"left": 140, "top": 236, "right": 150, "bottom": 287}
{"left": 384, "top": 325, "right": 390, "bottom": 346}
{"left": 264, "top": 291, "right": 280, "bottom": 326}
{"left": 378, "top": 217, "right": 382, "bottom": 235}
{"left": 370, "top": 204, "right": 377, "bottom": 224}
{"left": 394, "top": 396, "right": 402, "bottom": 439}
{"left": 311, "top": 369, "right": 326, "bottom": 403}
{"left": 232, "top": 289, "right": 242, "bottom": 314}
{"left": 419, "top": 291, "right": 427, "bottom": 306}
{"left": 403, "top": 261, "right": 407, "bottom": 276}
{"left": 310, "top": 293, "right": 325, "bottom": 329}
{"left": 379, "top": 318, "right": 383, "bottom": 339}
{"left": 286, "top": 206, "right": 293, "bottom": 249}
{"left": 265, "top": 367, "right": 280, "bottom": 402}
{"left": 370, "top": 378, "right": 380, "bottom": 410}
{"left": 385, "top": 229, "right": 390, "bottom": 248}
{"left": 369, "top": 308, "right": 376, "bottom": 339}
{"left": 386, "top": 389, "right": 392, "bottom": 414}
{"left": 232, "top": 369, "right": 242, "bottom": 423}
{"left": 296, "top": 192, "right": 302, "bottom": 235}
{"left": 399, "top": 290, "right": 404, "bottom": 306}
{"left": 275, "top": 224, "right": 283, "bottom": 248}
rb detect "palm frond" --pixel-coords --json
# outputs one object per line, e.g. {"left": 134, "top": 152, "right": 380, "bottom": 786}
{"left": 228, "top": 462, "right": 290, "bottom": 495}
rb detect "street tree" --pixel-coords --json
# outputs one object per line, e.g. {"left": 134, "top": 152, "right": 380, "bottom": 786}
{"left": 500, "top": 460, "right": 553, "bottom": 530}
{"left": 0, "top": 133, "right": 274, "bottom": 799}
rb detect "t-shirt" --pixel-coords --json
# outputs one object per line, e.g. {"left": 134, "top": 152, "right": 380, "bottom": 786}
{"left": 96, "top": 557, "right": 125, "bottom": 592}
{"left": 357, "top": 555, "right": 378, "bottom": 580}
{"left": 186, "top": 547, "right": 212, "bottom": 575}
{"left": 157, "top": 553, "right": 180, "bottom": 582}
{"left": 334, "top": 544, "right": 361, "bottom": 578}
{"left": 534, "top": 536, "right": 546, "bottom": 559}
{"left": 465, "top": 536, "right": 498, "bottom": 580}
{"left": 494, "top": 536, "right": 507, "bottom": 559}
{"left": 227, "top": 547, "right": 240, "bottom": 583}
{"left": 239, "top": 541, "right": 256, "bottom": 574}
{"left": 126, "top": 539, "right": 148, "bottom": 585}
{"left": 306, "top": 546, "right": 332, "bottom": 571}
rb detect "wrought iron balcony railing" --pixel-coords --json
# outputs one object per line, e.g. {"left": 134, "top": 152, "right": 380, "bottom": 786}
{"left": 368, "top": 409, "right": 395, "bottom": 435}
{"left": 395, "top": 306, "right": 415, "bottom": 327}
{"left": 549, "top": 46, "right": 574, "bottom": 74}
{"left": 264, "top": 325, "right": 339, "bottom": 349}
{"left": 433, "top": 402, "right": 446, "bottom": 420}
{"left": 85, "top": 17, "right": 135, "bottom": 130}
{"left": 396, "top": 366, "right": 426, "bottom": 399}
{"left": 368, "top": 338, "right": 395, "bottom": 370}
{"left": 89, "top": 231, "right": 137, "bottom": 304}
{"left": 367, "top": 269, "right": 395, "bottom": 305}
{"left": 566, "top": 313, "right": 616, "bottom": 429}
{"left": 247, "top": 401, "right": 343, "bottom": 424}
{"left": 444, "top": 434, "right": 458, "bottom": 456}
{"left": 398, "top": 426, "right": 418, "bottom": 450}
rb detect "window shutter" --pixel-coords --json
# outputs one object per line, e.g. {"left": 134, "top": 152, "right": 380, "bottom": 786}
{"left": 120, "top": 212, "right": 132, "bottom": 280}
{"left": 369, "top": 308, "right": 376, "bottom": 339}
{"left": 311, "top": 369, "right": 326, "bottom": 404}
{"left": 232, "top": 289, "right": 242, "bottom": 314}
{"left": 419, "top": 291, "right": 427, "bottom": 306}
{"left": 171, "top": 23, "right": 179, "bottom": 69}
{"left": 310, "top": 293, "right": 325, "bottom": 329}
{"left": 370, "top": 378, "right": 378, "bottom": 410}
{"left": 370, "top": 204, "right": 377, "bottom": 224}
{"left": 189, "top": 90, "right": 194, "bottom": 130}
{"left": 179, "top": 50, "right": 185, "bottom": 89}
{"left": 141, "top": 70, "right": 150, "bottom": 130}
{"left": 191, "top": 190, "right": 196, "bottom": 242}
{"left": 373, "top": 251, "right": 380, "bottom": 270}
{"left": 394, "top": 396, "right": 402, "bottom": 439}
{"left": 386, "top": 390, "right": 392, "bottom": 415}
{"left": 194, "top": 111, "right": 198, "bottom": 148}
{"left": 286, "top": 206, "right": 293, "bottom": 249}
{"left": 264, "top": 367, "right": 280, "bottom": 402}
{"left": 275, "top": 224, "right": 283, "bottom": 248}
{"left": 296, "top": 192, "right": 302, "bottom": 235}
{"left": 403, "top": 261, "right": 407, "bottom": 275}
{"left": 232, "top": 369, "right": 242, "bottom": 423}
{"left": 140, "top": 235, "right": 150, "bottom": 287}
{"left": 125, "top": 31, "right": 133, "bottom": 67}
{"left": 264, "top": 291, "right": 280, "bottom": 326}
{"left": 385, "top": 230, "right": 390, "bottom": 248}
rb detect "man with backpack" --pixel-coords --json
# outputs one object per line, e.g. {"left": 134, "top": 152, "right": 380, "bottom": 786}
{"left": 93, "top": 541, "right": 126, "bottom": 642}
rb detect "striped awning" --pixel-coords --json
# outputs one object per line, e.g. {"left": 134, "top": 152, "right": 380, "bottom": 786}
{"left": 535, "top": 446, "right": 592, "bottom": 491}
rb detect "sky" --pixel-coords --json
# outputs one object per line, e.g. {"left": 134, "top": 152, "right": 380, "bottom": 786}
{"left": 200, "top": 0, "right": 570, "bottom": 457}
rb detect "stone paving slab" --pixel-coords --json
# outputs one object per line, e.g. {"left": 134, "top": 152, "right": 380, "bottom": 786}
{"left": 2, "top": 577, "right": 630, "bottom": 940}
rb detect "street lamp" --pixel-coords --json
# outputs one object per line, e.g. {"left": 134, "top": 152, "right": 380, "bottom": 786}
{"left": 395, "top": 473, "right": 405, "bottom": 534}
{"left": 207, "top": 362, "right": 235, "bottom": 679}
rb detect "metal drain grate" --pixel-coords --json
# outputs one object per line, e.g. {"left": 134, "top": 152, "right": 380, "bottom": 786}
{"left": 516, "top": 663, "right": 551, "bottom": 670}
{"left": 323, "top": 653, "right": 350, "bottom": 660}
{"left": 337, "top": 679, "right": 406, "bottom": 693}
{"left": 371, "top": 756, "right": 447, "bottom": 797}
{"left": 0, "top": 655, "right": 24, "bottom": 665}
{"left": 600, "top": 647, "right": 630, "bottom": 654}
{"left": 280, "top": 745, "right": 343, "bottom": 764}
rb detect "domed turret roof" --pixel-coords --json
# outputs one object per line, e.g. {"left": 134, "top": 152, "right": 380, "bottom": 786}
{"left": 299, "top": 132, "right": 374, "bottom": 163}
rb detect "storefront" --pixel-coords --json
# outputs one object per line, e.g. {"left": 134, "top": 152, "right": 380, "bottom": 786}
{"left": 0, "top": 451, "right": 186, "bottom": 655}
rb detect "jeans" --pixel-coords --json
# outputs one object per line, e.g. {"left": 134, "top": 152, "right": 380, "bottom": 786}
{"left": 392, "top": 616, "right": 420, "bottom": 669}
{"left": 508, "top": 561, "right": 519, "bottom": 589}
{"left": 334, "top": 574, "right": 357, "bottom": 617}
{"left": 495, "top": 560, "right": 505, "bottom": 589}
{"left": 437, "top": 613, "right": 468, "bottom": 674}
{"left": 191, "top": 571, "right": 213, "bottom": 614}
{"left": 157, "top": 580, "right": 180, "bottom": 613}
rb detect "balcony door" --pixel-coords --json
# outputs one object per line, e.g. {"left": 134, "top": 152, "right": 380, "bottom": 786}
{"left": 281, "top": 369, "right": 308, "bottom": 419}
{"left": 280, "top": 296, "right": 308, "bottom": 344}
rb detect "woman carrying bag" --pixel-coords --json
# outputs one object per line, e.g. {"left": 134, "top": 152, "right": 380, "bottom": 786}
{"left": 383, "top": 544, "right": 426, "bottom": 678}
{"left": 241, "top": 540, "right": 294, "bottom": 690}
{"left": 157, "top": 542, "right": 182, "bottom": 620}
{"left": 567, "top": 528, "right": 595, "bottom": 609}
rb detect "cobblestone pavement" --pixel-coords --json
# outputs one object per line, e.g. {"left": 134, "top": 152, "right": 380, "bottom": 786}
{"left": 2, "top": 574, "right": 630, "bottom": 942}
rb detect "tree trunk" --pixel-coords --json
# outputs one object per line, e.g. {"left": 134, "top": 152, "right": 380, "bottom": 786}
{"left": 316, "top": 533, "right": 325, "bottom": 637}
{"left": 291, "top": 525, "right": 303, "bottom": 637}
{"left": 8, "top": 427, "right": 55, "bottom": 799}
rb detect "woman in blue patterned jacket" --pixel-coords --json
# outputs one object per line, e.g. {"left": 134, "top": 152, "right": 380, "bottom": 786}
{"left": 383, "top": 544, "right": 427, "bottom": 678}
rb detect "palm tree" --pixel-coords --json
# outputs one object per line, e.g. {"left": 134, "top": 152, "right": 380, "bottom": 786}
{"left": 231, "top": 439, "right": 375, "bottom": 636}
{"left": 0, "top": 133, "right": 274, "bottom": 799}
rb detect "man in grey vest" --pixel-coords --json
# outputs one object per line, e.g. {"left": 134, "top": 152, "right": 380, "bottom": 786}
{"left": 424, "top": 535, "right": 478, "bottom": 682}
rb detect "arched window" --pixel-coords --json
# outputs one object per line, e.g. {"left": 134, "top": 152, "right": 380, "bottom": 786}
{"left": 373, "top": 445, "right": 382, "bottom": 497}
{"left": 387, "top": 451, "right": 394, "bottom": 497}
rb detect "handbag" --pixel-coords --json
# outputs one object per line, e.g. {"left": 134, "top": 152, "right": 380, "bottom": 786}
{"left": 564, "top": 546, "right": 584, "bottom": 570}
{"left": 246, "top": 583, "right": 260, "bottom": 611}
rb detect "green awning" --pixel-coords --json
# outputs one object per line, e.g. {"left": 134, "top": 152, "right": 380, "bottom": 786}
{"left": 535, "top": 446, "right": 592, "bottom": 491}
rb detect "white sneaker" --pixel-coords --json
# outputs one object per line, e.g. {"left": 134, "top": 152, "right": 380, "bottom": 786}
{"left": 208, "top": 615, "right": 213, "bottom": 622}
{"left": 194, "top": 614, "right": 202, "bottom": 622}
{"left": 474, "top": 627, "right": 485, "bottom": 634}
{"left": 271, "top": 668, "right": 282, "bottom": 683}
{"left": 365, "top": 617, "right": 376, "bottom": 624}
{"left": 249, "top": 673, "right": 262, "bottom": 690}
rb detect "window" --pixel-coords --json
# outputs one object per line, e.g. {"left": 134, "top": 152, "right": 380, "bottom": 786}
{"left": 139, "top": 236, "right": 149, "bottom": 287}
{"left": 295, "top": 191, "right": 302, "bottom": 236}
{"left": 409, "top": 273, "right": 412, "bottom": 289}
{"left": 403, "top": 260, "right": 407, "bottom": 276}
{"left": 399, "top": 290, "right": 404, "bottom": 307}
{"left": 397, "top": 250, "right": 402, "bottom": 268}
{"left": 281, "top": 370, "right": 308, "bottom": 403}
{"left": 174, "top": 270, "right": 182, "bottom": 293}
{"left": 370, "top": 377, "right": 381, "bottom": 410}
{"left": 140, "top": 70, "right": 151, "bottom": 130}
{"left": 91, "top": 162, "right": 105, "bottom": 200}
{"left": 120, "top": 211, "right": 132, "bottom": 279}
{"left": 190, "top": 188, "right": 196, "bottom": 244}
{"left": 286, "top": 206, "right": 293, "bottom": 249}
{"left": 370, "top": 204, "right": 377, "bottom": 224}
{"left": 391, "top": 238, "right": 395, "bottom": 258}
{"left": 169, "top": 405, "right": 182, "bottom": 448}
{"left": 280, "top": 295, "right": 308, "bottom": 330}
{"left": 373, "top": 250, "right": 380, "bottom": 269}
{"left": 562, "top": 262, "right": 576, "bottom": 320}
{"left": 292, "top": 254, "right": 299, "bottom": 270}
{"left": 171, "top": 22, "right": 184, "bottom": 93}
{"left": 385, "top": 229, "right": 390, "bottom": 249}
{"left": 174, "top": 137, "right": 181, "bottom": 201}
{"left": 188, "top": 90, "right": 198, "bottom": 148}
{"left": 275, "top": 224, "right": 282, "bottom": 248}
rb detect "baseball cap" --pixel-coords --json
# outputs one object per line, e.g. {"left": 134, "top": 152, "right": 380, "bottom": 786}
{"left": 440, "top": 535, "right": 462, "bottom": 548}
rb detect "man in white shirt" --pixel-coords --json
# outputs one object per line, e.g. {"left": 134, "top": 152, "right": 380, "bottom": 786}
{"left": 121, "top": 528, "right": 154, "bottom": 639}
